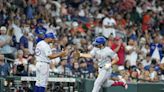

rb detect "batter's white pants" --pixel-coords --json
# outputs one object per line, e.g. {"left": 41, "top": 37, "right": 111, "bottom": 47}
{"left": 92, "top": 67, "right": 114, "bottom": 92}
{"left": 35, "top": 62, "right": 50, "bottom": 87}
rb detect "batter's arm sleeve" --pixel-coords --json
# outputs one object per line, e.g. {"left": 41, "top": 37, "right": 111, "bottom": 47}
{"left": 47, "top": 47, "right": 67, "bottom": 59}
{"left": 111, "top": 55, "right": 119, "bottom": 65}
{"left": 44, "top": 46, "right": 63, "bottom": 59}
{"left": 48, "top": 51, "right": 66, "bottom": 59}
{"left": 80, "top": 47, "right": 96, "bottom": 58}
{"left": 108, "top": 49, "right": 117, "bottom": 59}
{"left": 108, "top": 48, "right": 119, "bottom": 65}
{"left": 80, "top": 53, "right": 93, "bottom": 58}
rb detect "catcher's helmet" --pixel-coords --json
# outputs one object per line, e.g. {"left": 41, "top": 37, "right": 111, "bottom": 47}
{"left": 44, "top": 32, "right": 56, "bottom": 39}
{"left": 93, "top": 36, "right": 106, "bottom": 45}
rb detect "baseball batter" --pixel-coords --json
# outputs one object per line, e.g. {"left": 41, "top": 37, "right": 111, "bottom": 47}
{"left": 34, "top": 32, "right": 67, "bottom": 92}
{"left": 79, "top": 36, "right": 128, "bottom": 92}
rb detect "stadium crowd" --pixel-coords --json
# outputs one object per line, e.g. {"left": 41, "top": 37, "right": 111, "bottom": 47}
{"left": 0, "top": 0, "right": 163, "bottom": 83}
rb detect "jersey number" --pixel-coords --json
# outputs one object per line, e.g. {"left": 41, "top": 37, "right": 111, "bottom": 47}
{"left": 35, "top": 48, "right": 41, "bottom": 56}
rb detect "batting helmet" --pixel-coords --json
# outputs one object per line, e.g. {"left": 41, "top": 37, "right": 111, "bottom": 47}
{"left": 44, "top": 33, "right": 56, "bottom": 39}
{"left": 93, "top": 36, "right": 106, "bottom": 45}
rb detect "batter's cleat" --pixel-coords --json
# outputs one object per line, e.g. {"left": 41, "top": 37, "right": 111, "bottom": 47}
{"left": 119, "top": 77, "right": 128, "bottom": 89}
{"left": 123, "top": 82, "right": 128, "bottom": 89}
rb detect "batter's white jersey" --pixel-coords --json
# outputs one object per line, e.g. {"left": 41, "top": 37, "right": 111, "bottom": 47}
{"left": 90, "top": 47, "right": 117, "bottom": 67}
{"left": 35, "top": 40, "right": 52, "bottom": 63}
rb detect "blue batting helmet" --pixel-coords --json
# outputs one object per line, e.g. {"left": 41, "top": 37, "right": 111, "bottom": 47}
{"left": 93, "top": 36, "right": 106, "bottom": 45}
{"left": 44, "top": 33, "right": 56, "bottom": 39}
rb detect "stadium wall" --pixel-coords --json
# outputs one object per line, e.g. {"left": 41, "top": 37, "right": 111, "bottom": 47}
{"left": 0, "top": 77, "right": 164, "bottom": 92}
{"left": 81, "top": 79, "right": 164, "bottom": 92}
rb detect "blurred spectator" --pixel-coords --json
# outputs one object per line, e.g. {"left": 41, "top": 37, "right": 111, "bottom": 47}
{"left": 119, "top": 0, "right": 136, "bottom": 12}
{"left": 27, "top": 29, "right": 34, "bottom": 54}
{"left": 15, "top": 64, "right": 28, "bottom": 76}
{"left": 69, "top": 0, "right": 85, "bottom": 9}
{"left": 86, "top": 58, "right": 96, "bottom": 76}
{"left": 13, "top": 50, "right": 28, "bottom": 75}
{"left": 28, "top": 55, "right": 36, "bottom": 76}
{"left": 150, "top": 35, "right": 163, "bottom": 61}
{"left": 137, "top": 62, "right": 144, "bottom": 75}
{"left": 25, "top": 1, "right": 34, "bottom": 19}
{"left": 0, "top": 26, "right": 15, "bottom": 63}
{"left": 141, "top": 53, "right": 152, "bottom": 68}
{"left": 14, "top": 52, "right": 24, "bottom": 63}
{"left": 140, "top": 39, "right": 150, "bottom": 57}
{"left": 94, "top": 16, "right": 103, "bottom": 36}
{"left": 79, "top": 58, "right": 89, "bottom": 78}
{"left": 111, "top": 36, "right": 126, "bottom": 65}
{"left": 130, "top": 7, "right": 141, "bottom": 25}
{"left": 49, "top": 61, "right": 58, "bottom": 73}
{"left": 56, "top": 57, "right": 72, "bottom": 76}
{"left": 130, "top": 66, "right": 140, "bottom": 82}
{"left": 149, "top": 65, "right": 159, "bottom": 81}
{"left": 116, "top": 66, "right": 127, "bottom": 80}
{"left": 102, "top": 10, "right": 116, "bottom": 38}
{"left": 70, "top": 21, "right": 85, "bottom": 36}
{"left": 124, "top": 60, "right": 131, "bottom": 70}
{"left": 139, "top": 70, "right": 151, "bottom": 82}
{"left": 159, "top": 19, "right": 164, "bottom": 36}
{"left": 19, "top": 26, "right": 29, "bottom": 51}
{"left": 0, "top": 54, "right": 10, "bottom": 77}
{"left": 60, "top": 2, "right": 68, "bottom": 16}
{"left": 115, "top": 14, "right": 126, "bottom": 32}
{"left": 142, "top": 10, "right": 153, "bottom": 32}
{"left": 35, "top": 18, "right": 47, "bottom": 43}
{"left": 49, "top": 1, "right": 61, "bottom": 17}
{"left": 108, "top": 34, "right": 114, "bottom": 48}
{"left": 72, "top": 62, "right": 81, "bottom": 77}
{"left": 12, "top": 18, "right": 23, "bottom": 49}
{"left": 125, "top": 39, "right": 139, "bottom": 66}
{"left": 160, "top": 57, "right": 164, "bottom": 80}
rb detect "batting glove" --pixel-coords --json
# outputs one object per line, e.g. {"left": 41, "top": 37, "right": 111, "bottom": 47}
{"left": 104, "top": 63, "right": 111, "bottom": 70}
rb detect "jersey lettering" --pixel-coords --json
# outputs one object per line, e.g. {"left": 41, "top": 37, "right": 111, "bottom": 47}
{"left": 35, "top": 48, "right": 41, "bottom": 56}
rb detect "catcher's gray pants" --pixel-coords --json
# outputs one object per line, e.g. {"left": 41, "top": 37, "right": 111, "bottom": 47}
{"left": 92, "top": 67, "right": 114, "bottom": 92}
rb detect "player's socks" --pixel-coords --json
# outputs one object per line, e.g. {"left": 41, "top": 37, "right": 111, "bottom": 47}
{"left": 34, "top": 86, "right": 39, "bottom": 92}
{"left": 111, "top": 81, "right": 128, "bottom": 89}
{"left": 111, "top": 81, "right": 124, "bottom": 86}
{"left": 39, "top": 87, "right": 45, "bottom": 92}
